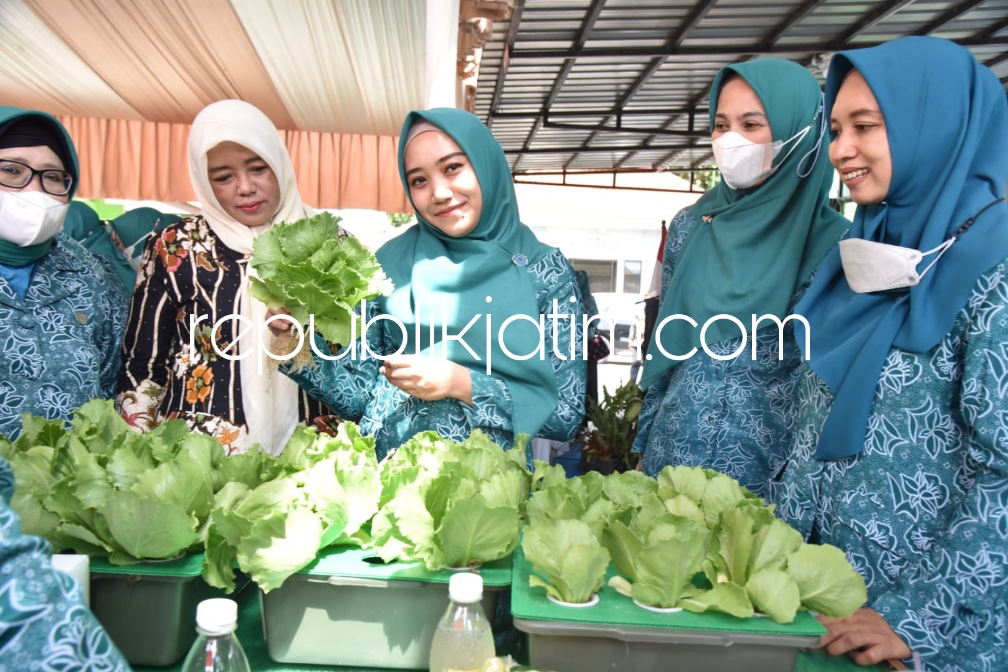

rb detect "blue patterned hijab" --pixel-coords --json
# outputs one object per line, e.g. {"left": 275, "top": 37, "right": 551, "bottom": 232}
{"left": 379, "top": 108, "right": 560, "bottom": 438}
{"left": 795, "top": 36, "right": 1008, "bottom": 460}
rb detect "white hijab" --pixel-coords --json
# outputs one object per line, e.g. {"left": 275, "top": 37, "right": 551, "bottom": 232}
{"left": 187, "top": 99, "right": 308, "bottom": 455}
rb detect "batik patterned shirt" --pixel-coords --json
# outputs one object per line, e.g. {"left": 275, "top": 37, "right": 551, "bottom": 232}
{"left": 286, "top": 248, "right": 586, "bottom": 461}
{"left": 634, "top": 206, "right": 804, "bottom": 497}
{"left": 769, "top": 258, "right": 1008, "bottom": 672}
{"left": 116, "top": 216, "right": 328, "bottom": 454}
{"left": 0, "top": 236, "right": 126, "bottom": 440}
{"left": 0, "top": 456, "right": 129, "bottom": 671}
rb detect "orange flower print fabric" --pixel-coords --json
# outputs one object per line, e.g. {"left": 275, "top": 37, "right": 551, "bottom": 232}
{"left": 184, "top": 364, "right": 214, "bottom": 404}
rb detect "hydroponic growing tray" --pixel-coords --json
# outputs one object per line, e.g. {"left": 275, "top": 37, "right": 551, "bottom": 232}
{"left": 511, "top": 545, "right": 824, "bottom": 672}
{"left": 261, "top": 545, "right": 512, "bottom": 669}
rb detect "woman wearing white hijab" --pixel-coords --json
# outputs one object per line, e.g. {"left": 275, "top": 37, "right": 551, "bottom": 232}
{"left": 117, "top": 100, "right": 328, "bottom": 455}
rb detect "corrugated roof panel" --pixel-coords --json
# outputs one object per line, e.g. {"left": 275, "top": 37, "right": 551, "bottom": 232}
{"left": 475, "top": 0, "right": 1008, "bottom": 178}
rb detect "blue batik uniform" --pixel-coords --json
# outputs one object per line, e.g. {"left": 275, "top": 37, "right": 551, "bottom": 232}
{"left": 634, "top": 206, "right": 806, "bottom": 497}
{"left": 0, "top": 455, "right": 130, "bottom": 671}
{"left": 773, "top": 36, "right": 1008, "bottom": 671}
{"left": 0, "top": 236, "right": 127, "bottom": 440}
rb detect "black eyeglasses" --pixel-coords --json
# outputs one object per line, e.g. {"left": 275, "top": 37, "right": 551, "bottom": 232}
{"left": 0, "top": 159, "right": 74, "bottom": 196}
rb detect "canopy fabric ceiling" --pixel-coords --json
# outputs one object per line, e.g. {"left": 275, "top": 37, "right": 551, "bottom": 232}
{"left": 0, "top": 0, "right": 459, "bottom": 212}
{"left": 2, "top": 0, "right": 1006, "bottom": 206}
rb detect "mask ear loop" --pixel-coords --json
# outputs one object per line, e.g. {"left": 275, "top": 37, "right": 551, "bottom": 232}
{"left": 796, "top": 93, "right": 826, "bottom": 178}
{"left": 916, "top": 238, "right": 955, "bottom": 280}
{"left": 918, "top": 197, "right": 1007, "bottom": 280}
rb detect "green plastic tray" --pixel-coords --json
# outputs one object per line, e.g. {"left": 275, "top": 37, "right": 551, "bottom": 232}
{"left": 262, "top": 546, "right": 511, "bottom": 668}
{"left": 512, "top": 545, "right": 824, "bottom": 672}
{"left": 90, "top": 553, "right": 234, "bottom": 667}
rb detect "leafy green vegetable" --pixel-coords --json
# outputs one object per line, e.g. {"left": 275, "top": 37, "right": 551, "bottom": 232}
{"left": 250, "top": 211, "right": 391, "bottom": 345}
{"left": 522, "top": 463, "right": 868, "bottom": 623}
{"left": 0, "top": 401, "right": 225, "bottom": 564}
{"left": 370, "top": 431, "right": 530, "bottom": 570}
{"left": 202, "top": 422, "right": 381, "bottom": 592}
{"left": 604, "top": 513, "right": 708, "bottom": 608}
{"left": 787, "top": 543, "right": 868, "bottom": 617}
{"left": 523, "top": 519, "right": 610, "bottom": 604}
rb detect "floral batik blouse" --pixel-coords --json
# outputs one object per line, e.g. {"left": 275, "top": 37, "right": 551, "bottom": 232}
{"left": 116, "top": 216, "right": 328, "bottom": 454}
{"left": 769, "top": 258, "right": 1008, "bottom": 671}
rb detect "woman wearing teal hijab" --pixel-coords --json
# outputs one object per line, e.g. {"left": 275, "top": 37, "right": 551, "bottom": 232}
{"left": 0, "top": 107, "right": 130, "bottom": 669}
{"left": 62, "top": 201, "right": 135, "bottom": 290}
{"left": 0, "top": 107, "right": 127, "bottom": 440}
{"left": 285, "top": 108, "right": 585, "bottom": 460}
{"left": 633, "top": 59, "right": 848, "bottom": 496}
{"left": 770, "top": 37, "right": 1008, "bottom": 670}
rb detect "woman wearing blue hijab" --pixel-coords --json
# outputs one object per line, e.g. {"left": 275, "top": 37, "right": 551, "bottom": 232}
{"left": 771, "top": 37, "right": 1008, "bottom": 670}
{"left": 284, "top": 108, "right": 585, "bottom": 460}
{"left": 0, "top": 108, "right": 127, "bottom": 440}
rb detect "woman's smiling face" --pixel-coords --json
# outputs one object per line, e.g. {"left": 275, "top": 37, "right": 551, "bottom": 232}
{"left": 829, "top": 70, "right": 893, "bottom": 205}
{"left": 403, "top": 130, "right": 483, "bottom": 238}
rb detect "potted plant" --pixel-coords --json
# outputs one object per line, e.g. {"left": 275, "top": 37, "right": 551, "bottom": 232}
{"left": 578, "top": 381, "right": 642, "bottom": 475}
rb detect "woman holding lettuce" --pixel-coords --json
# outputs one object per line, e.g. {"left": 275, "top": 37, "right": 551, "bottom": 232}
{"left": 116, "top": 99, "right": 329, "bottom": 456}
{"left": 280, "top": 108, "right": 585, "bottom": 461}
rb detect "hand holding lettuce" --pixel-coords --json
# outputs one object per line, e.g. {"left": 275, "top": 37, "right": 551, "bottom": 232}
{"left": 248, "top": 212, "right": 391, "bottom": 357}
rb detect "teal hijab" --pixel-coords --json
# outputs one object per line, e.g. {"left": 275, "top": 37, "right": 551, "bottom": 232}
{"left": 794, "top": 36, "right": 1008, "bottom": 460}
{"left": 0, "top": 107, "right": 79, "bottom": 266}
{"left": 62, "top": 201, "right": 135, "bottom": 290}
{"left": 640, "top": 59, "right": 848, "bottom": 388}
{"left": 111, "top": 207, "right": 181, "bottom": 264}
{"left": 379, "top": 108, "right": 560, "bottom": 438}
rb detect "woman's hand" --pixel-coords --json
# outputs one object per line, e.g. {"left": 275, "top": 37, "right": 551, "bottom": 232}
{"left": 380, "top": 355, "right": 472, "bottom": 404}
{"left": 816, "top": 608, "right": 913, "bottom": 667}
{"left": 264, "top": 307, "right": 295, "bottom": 336}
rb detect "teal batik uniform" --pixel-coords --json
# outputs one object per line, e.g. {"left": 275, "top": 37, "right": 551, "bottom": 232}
{"left": 772, "top": 37, "right": 1008, "bottom": 671}
{"left": 634, "top": 206, "right": 808, "bottom": 496}
{"left": 0, "top": 455, "right": 130, "bottom": 670}
{"left": 0, "top": 108, "right": 127, "bottom": 441}
{"left": 0, "top": 236, "right": 127, "bottom": 440}
{"left": 634, "top": 59, "right": 847, "bottom": 495}
{"left": 286, "top": 108, "right": 585, "bottom": 460}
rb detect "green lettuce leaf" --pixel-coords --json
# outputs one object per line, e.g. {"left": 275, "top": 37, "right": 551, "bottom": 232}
{"left": 787, "top": 544, "right": 868, "bottom": 617}
{"left": 249, "top": 212, "right": 390, "bottom": 345}
{"left": 523, "top": 520, "right": 610, "bottom": 604}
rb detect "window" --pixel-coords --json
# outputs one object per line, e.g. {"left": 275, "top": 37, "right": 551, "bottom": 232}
{"left": 623, "top": 260, "right": 641, "bottom": 294}
{"left": 571, "top": 259, "right": 616, "bottom": 293}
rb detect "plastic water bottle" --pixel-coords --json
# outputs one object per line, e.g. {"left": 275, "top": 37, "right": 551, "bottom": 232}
{"left": 180, "top": 598, "right": 250, "bottom": 672}
{"left": 429, "top": 572, "right": 496, "bottom": 672}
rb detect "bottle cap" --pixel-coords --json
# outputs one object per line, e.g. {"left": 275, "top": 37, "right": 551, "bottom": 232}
{"left": 195, "top": 598, "right": 238, "bottom": 634}
{"left": 448, "top": 572, "right": 483, "bottom": 604}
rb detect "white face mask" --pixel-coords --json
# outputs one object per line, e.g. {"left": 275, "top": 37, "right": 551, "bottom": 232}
{"left": 711, "top": 124, "right": 812, "bottom": 190}
{"left": 838, "top": 237, "right": 955, "bottom": 293}
{"left": 0, "top": 189, "right": 69, "bottom": 247}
